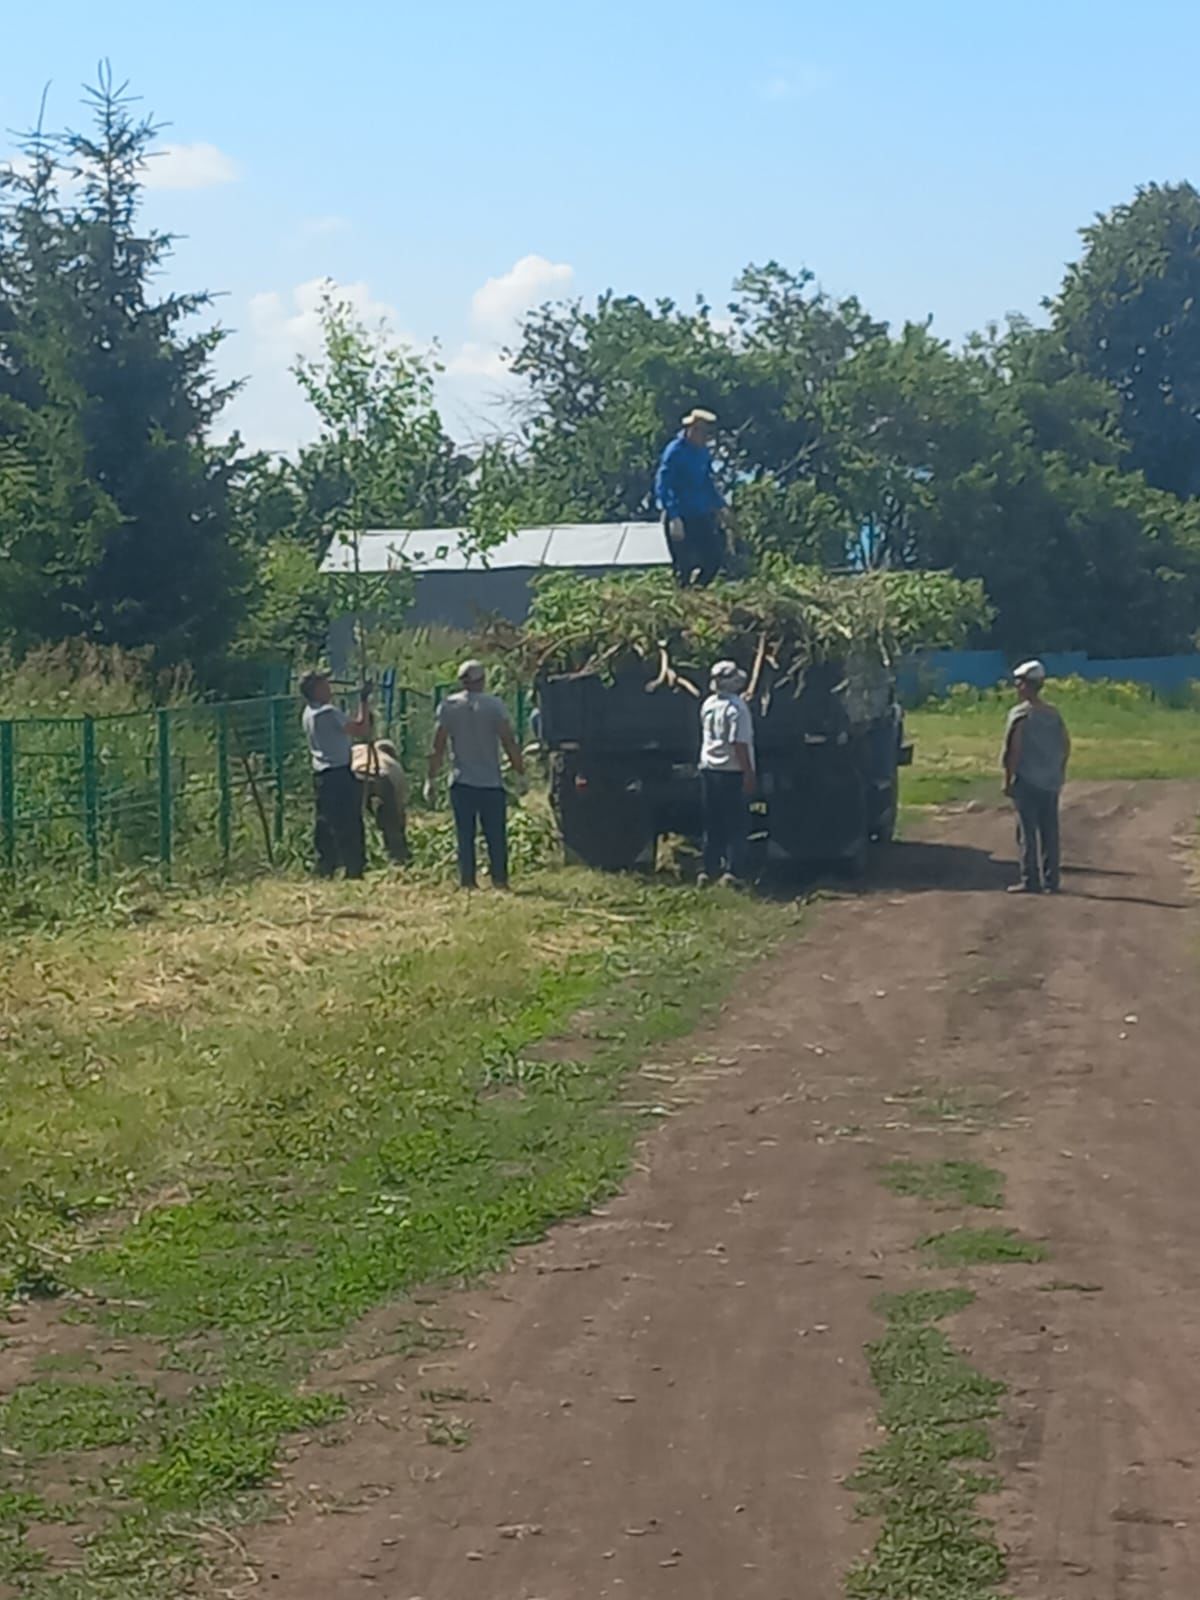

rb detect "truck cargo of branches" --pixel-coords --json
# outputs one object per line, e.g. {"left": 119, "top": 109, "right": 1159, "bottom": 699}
{"left": 496, "top": 566, "right": 989, "bottom": 878}
{"left": 535, "top": 654, "right": 912, "bottom": 877}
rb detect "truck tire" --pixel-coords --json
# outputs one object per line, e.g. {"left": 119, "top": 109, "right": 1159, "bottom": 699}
{"left": 840, "top": 831, "right": 870, "bottom": 879}
{"left": 870, "top": 776, "right": 899, "bottom": 844}
{"left": 550, "top": 754, "right": 655, "bottom": 872}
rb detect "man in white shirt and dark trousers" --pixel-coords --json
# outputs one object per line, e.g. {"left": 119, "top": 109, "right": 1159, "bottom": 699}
{"left": 300, "top": 672, "right": 372, "bottom": 879}
{"left": 427, "top": 660, "right": 525, "bottom": 889}
{"left": 698, "top": 660, "right": 755, "bottom": 887}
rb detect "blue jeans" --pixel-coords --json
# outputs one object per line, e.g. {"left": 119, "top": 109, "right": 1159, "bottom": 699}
{"left": 450, "top": 783, "right": 508, "bottom": 888}
{"left": 700, "top": 769, "right": 747, "bottom": 879}
{"left": 1013, "top": 778, "right": 1060, "bottom": 890}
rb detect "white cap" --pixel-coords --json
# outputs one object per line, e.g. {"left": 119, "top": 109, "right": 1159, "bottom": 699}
{"left": 1013, "top": 659, "right": 1046, "bottom": 684}
{"left": 710, "top": 659, "right": 746, "bottom": 690}
{"left": 458, "top": 658, "right": 486, "bottom": 684}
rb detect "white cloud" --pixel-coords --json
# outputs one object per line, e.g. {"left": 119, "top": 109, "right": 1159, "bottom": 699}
{"left": 471, "top": 252, "right": 573, "bottom": 332}
{"left": 142, "top": 141, "right": 239, "bottom": 191}
{"left": 218, "top": 277, "right": 420, "bottom": 453}
{"left": 0, "top": 153, "right": 35, "bottom": 181}
{"left": 248, "top": 276, "right": 406, "bottom": 362}
{"left": 220, "top": 263, "right": 554, "bottom": 454}
{"left": 445, "top": 341, "right": 511, "bottom": 382}
{"left": 299, "top": 214, "right": 351, "bottom": 239}
{"left": 758, "top": 64, "right": 828, "bottom": 102}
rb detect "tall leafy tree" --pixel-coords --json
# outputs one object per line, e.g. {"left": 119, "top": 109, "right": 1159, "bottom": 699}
{"left": 0, "top": 68, "right": 249, "bottom": 665}
{"left": 1051, "top": 182, "right": 1200, "bottom": 498}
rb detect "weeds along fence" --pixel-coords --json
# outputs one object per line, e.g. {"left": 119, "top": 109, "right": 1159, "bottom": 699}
{"left": 0, "top": 682, "right": 533, "bottom": 884}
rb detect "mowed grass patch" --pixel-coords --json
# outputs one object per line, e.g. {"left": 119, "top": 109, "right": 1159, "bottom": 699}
{"left": 846, "top": 1289, "right": 1006, "bottom": 1600}
{"left": 920, "top": 1226, "right": 1048, "bottom": 1266}
{"left": 883, "top": 1159, "right": 1004, "bottom": 1209}
{"left": 0, "top": 866, "right": 797, "bottom": 1596}
{"left": 904, "top": 676, "right": 1200, "bottom": 809}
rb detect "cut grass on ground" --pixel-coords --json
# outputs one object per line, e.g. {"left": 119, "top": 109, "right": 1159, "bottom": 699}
{"left": 921, "top": 1226, "right": 1048, "bottom": 1266}
{"left": 883, "top": 1159, "right": 1004, "bottom": 1209}
{"left": 0, "top": 867, "right": 797, "bottom": 1597}
{"left": 904, "top": 676, "right": 1200, "bottom": 809}
{"left": 846, "top": 1288, "right": 1007, "bottom": 1600}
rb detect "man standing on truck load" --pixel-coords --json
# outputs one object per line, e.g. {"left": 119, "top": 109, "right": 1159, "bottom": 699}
{"left": 1002, "top": 659, "right": 1071, "bottom": 894}
{"left": 698, "top": 660, "right": 755, "bottom": 887}
{"left": 655, "top": 408, "right": 726, "bottom": 587}
{"left": 300, "top": 672, "right": 372, "bottom": 879}
{"left": 426, "top": 660, "right": 525, "bottom": 889}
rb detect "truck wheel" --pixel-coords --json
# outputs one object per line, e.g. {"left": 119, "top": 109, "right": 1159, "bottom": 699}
{"left": 870, "top": 777, "right": 899, "bottom": 844}
{"left": 841, "top": 832, "right": 870, "bottom": 880}
{"left": 550, "top": 755, "right": 655, "bottom": 872}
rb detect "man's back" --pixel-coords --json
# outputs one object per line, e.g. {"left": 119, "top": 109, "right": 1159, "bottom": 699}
{"left": 436, "top": 690, "right": 511, "bottom": 788}
{"left": 1005, "top": 700, "right": 1068, "bottom": 792}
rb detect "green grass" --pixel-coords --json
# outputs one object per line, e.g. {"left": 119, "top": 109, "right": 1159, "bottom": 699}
{"left": 0, "top": 1381, "right": 159, "bottom": 1458}
{"left": 846, "top": 1289, "right": 1006, "bottom": 1600}
{"left": 883, "top": 1159, "right": 1004, "bottom": 1209}
{"left": 129, "top": 1383, "right": 344, "bottom": 1511}
{"left": 920, "top": 1226, "right": 1048, "bottom": 1266}
{"left": 904, "top": 675, "right": 1200, "bottom": 808}
{"left": 0, "top": 865, "right": 797, "bottom": 1596}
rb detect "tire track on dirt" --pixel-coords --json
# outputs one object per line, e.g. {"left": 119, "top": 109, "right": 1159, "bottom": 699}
{"left": 235, "top": 781, "right": 1198, "bottom": 1600}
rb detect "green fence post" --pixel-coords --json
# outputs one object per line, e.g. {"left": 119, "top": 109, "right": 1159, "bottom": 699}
{"left": 397, "top": 688, "right": 410, "bottom": 766}
{"left": 82, "top": 717, "right": 100, "bottom": 881}
{"left": 216, "top": 704, "right": 232, "bottom": 866}
{"left": 515, "top": 685, "right": 528, "bottom": 742}
{"left": 270, "top": 697, "right": 287, "bottom": 847}
{"left": 0, "top": 721, "right": 14, "bottom": 873}
{"left": 157, "top": 709, "right": 173, "bottom": 879}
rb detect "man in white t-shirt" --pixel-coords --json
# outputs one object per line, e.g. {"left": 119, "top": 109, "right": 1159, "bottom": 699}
{"left": 697, "top": 660, "right": 755, "bottom": 887}
{"left": 300, "top": 672, "right": 372, "bottom": 878}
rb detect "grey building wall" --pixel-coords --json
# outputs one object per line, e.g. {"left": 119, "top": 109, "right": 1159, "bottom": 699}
{"left": 326, "top": 564, "right": 651, "bottom": 675}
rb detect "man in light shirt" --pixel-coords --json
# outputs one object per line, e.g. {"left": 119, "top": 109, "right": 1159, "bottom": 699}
{"left": 427, "top": 660, "right": 525, "bottom": 889}
{"left": 299, "top": 672, "right": 372, "bottom": 879}
{"left": 1001, "top": 659, "right": 1071, "bottom": 894}
{"left": 697, "top": 660, "right": 755, "bottom": 887}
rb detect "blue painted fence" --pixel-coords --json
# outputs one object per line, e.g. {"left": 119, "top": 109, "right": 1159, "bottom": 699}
{"left": 898, "top": 651, "right": 1200, "bottom": 700}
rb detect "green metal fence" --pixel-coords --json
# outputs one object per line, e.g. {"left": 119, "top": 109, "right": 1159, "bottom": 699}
{"left": 0, "top": 682, "right": 532, "bottom": 884}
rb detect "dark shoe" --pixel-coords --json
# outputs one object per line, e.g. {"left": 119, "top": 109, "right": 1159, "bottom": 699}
{"left": 1045, "top": 883, "right": 1061, "bottom": 894}
{"left": 1007, "top": 883, "right": 1041, "bottom": 894}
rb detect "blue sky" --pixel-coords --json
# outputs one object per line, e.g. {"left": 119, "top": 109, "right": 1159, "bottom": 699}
{"left": 3, "top": 0, "right": 1197, "bottom": 451}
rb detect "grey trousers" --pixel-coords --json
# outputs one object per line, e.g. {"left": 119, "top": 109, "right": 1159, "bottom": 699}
{"left": 1013, "top": 779, "right": 1060, "bottom": 890}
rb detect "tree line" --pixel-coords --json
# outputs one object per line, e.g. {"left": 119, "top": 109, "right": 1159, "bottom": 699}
{"left": 3, "top": 71, "right": 1200, "bottom": 688}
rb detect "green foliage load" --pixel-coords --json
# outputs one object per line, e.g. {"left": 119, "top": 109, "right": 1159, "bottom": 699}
{"left": 495, "top": 565, "right": 992, "bottom": 685}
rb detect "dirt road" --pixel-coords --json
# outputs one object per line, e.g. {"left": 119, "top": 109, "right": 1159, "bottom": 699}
{"left": 244, "top": 782, "right": 1200, "bottom": 1600}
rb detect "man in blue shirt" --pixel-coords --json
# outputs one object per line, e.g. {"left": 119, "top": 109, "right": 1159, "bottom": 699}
{"left": 654, "top": 407, "right": 726, "bottom": 587}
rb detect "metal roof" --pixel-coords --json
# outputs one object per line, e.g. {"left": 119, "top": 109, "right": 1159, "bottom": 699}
{"left": 321, "top": 523, "right": 669, "bottom": 575}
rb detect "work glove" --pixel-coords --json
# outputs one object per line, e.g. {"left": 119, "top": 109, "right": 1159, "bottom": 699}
{"left": 668, "top": 517, "right": 686, "bottom": 543}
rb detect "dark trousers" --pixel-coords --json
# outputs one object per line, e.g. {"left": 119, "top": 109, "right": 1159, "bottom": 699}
{"left": 664, "top": 512, "right": 723, "bottom": 587}
{"left": 450, "top": 783, "right": 508, "bottom": 888}
{"left": 314, "top": 766, "right": 365, "bottom": 879}
{"left": 1013, "top": 778, "right": 1060, "bottom": 891}
{"left": 365, "top": 776, "right": 410, "bottom": 864}
{"left": 700, "top": 769, "right": 747, "bottom": 879}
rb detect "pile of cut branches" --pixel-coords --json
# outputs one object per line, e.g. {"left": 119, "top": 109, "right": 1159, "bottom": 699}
{"left": 488, "top": 565, "right": 991, "bottom": 693}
